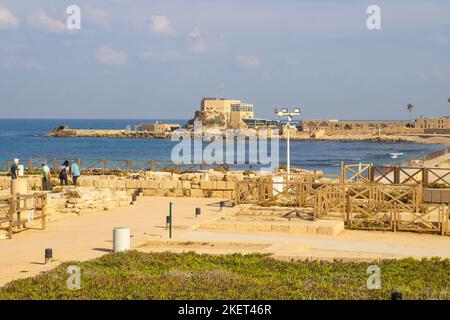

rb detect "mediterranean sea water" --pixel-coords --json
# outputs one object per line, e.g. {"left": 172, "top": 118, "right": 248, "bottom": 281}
{"left": 0, "top": 119, "right": 445, "bottom": 175}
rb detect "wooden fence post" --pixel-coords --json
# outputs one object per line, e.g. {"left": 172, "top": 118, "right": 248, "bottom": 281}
{"left": 369, "top": 164, "right": 375, "bottom": 183}
{"left": 340, "top": 161, "right": 345, "bottom": 184}
{"left": 41, "top": 194, "right": 47, "bottom": 230}
{"left": 394, "top": 166, "right": 400, "bottom": 184}
{"left": 423, "top": 169, "right": 429, "bottom": 186}
{"left": 8, "top": 194, "right": 16, "bottom": 239}
{"left": 234, "top": 182, "right": 240, "bottom": 205}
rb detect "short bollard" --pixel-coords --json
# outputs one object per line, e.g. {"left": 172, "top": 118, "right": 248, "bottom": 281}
{"left": 195, "top": 208, "right": 201, "bottom": 217}
{"left": 391, "top": 291, "right": 402, "bottom": 300}
{"left": 44, "top": 248, "right": 53, "bottom": 264}
{"left": 113, "top": 227, "right": 130, "bottom": 253}
{"left": 219, "top": 201, "right": 225, "bottom": 211}
{"left": 130, "top": 194, "right": 137, "bottom": 205}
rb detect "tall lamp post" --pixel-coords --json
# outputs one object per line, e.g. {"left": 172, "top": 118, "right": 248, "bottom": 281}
{"left": 275, "top": 107, "right": 301, "bottom": 178}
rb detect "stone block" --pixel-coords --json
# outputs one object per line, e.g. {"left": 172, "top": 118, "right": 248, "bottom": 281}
{"left": 190, "top": 189, "right": 205, "bottom": 198}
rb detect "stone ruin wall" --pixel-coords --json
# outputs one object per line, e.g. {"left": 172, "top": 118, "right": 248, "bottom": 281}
{"left": 0, "top": 171, "right": 248, "bottom": 225}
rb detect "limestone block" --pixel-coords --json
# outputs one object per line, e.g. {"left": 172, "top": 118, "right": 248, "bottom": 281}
{"left": 200, "top": 181, "right": 213, "bottom": 190}
{"left": 125, "top": 179, "right": 140, "bottom": 189}
{"left": 142, "top": 180, "right": 158, "bottom": 189}
{"left": 211, "top": 191, "right": 224, "bottom": 198}
{"left": 190, "top": 189, "right": 205, "bottom": 198}
{"left": 155, "top": 189, "right": 167, "bottom": 196}
{"left": 235, "top": 223, "right": 253, "bottom": 232}
{"left": 159, "top": 180, "right": 177, "bottom": 190}
{"left": 225, "top": 181, "right": 236, "bottom": 190}
{"left": 215, "top": 181, "right": 227, "bottom": 190}
{"left": 116, "top": 180, "right": 126, "bottom": 190}
{"left": 182, "top": 181, "right": 191, "bottom": 189}
{"left": 143, "top": 189, "right": 157, "bottom": 196}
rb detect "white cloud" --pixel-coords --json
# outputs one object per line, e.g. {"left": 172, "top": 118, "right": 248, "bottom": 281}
{"left": 96, "top": 46, "right": 127, "bottom": 65}
{"left": 0, "top": 55, "right": 42, "bottom": 70}
{"left": 139, "top": 50, "right": 182, "bottom": 62}
{"left": 285, "top": 58, "right": 302, "bottom": 67}
{"left": 85, "top": 7, "right": 111, "bottom": 27}
{"left": 188, "top": 27, "right": 207, "bottom": 53}
{"left": 28, "top": 11, "right": 66, "bottom": 33}
{"left": 236, "top": 55, "right": 261, "bottom": 68}
{"left": 0, "top": 5, "right": 19, "bottom": 29}
{"left": 149, "top": 15, "right": 174, "bottom": 35}
{"left": 429, "top": 34, "right": 450, "bottom": 45}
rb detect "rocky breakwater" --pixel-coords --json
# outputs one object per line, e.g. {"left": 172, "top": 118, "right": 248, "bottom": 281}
{"left": 47, "top": 127, "right": 170, "bottom": 138}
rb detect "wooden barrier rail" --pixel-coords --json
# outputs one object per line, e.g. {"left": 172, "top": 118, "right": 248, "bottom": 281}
{"left": 341, "top": 162, "right": 450, "bottom": 187}
{"left": 3, "top": 158, "right": 262, "bottom": 175}
{"left": 0, "top": 193, "right": 47, "bottom": 239}
{"left": 235, "top": 177, "right": 448, "bottom": 235}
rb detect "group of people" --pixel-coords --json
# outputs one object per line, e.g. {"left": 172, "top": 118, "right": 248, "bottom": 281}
{"left": 10, "top": 159, "right": 81, "bottom": 191}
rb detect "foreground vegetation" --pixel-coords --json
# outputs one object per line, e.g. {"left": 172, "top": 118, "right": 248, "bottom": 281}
{"left": 0, "top": 251, "right": 448, "bottom": 300}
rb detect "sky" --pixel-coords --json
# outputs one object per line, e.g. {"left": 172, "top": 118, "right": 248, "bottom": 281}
{"left": 0, "top": 0, "right": 449, "bottom": 120}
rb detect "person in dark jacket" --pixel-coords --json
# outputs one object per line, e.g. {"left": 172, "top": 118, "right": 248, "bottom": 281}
{"left": 59, "top": 160, "right": 70, "bottom": 186}
{"left": 10, "top": 158, "right": 19, "bottom": 180}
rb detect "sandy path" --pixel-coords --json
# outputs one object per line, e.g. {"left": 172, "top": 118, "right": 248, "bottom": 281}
{"left": 0, "top": 197, "right": 223, "bottom": 287}
{"left": 171, "top": 229, "right": 450, "bottom": 260}
{"left": 1, "top": 196, "right": 449, "bottom": 287}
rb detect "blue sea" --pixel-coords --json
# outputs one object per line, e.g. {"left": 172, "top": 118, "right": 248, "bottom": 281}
{"left": 0, "top": 119, "right": 446, "bottom": 174}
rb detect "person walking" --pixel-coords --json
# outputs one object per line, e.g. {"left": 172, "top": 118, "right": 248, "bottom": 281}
{"left": 10, "top": 158, "right": 19, "bottom": 180}
{"left": 70, "top": 161, "right": 81, "bottom": 186}
{"left": 41, "top": 162, "right": 51, "bottom": 191}
{"left": 59, "top": 160, "right": 69, "bottom": 186}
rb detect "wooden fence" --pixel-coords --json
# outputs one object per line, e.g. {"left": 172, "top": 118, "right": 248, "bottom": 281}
{"left": 341, "top": 162, "right": 450, "bottom": 187}
{"left": 2, "top": 158, "right": 250, "bottom": 175}
{"left": 235, "top": 177, "right": 448, "bottom": 235}
{"left": 0, "top": 193, "right": 47, "bottom": 239}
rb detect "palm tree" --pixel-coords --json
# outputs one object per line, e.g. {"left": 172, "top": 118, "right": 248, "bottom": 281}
{"left": 406, "top": 103, "right": 414, "bottom": 127}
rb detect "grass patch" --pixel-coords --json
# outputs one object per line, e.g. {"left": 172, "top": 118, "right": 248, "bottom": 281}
{"left": 0, "top": 251, "right": 448, "bottom": 300}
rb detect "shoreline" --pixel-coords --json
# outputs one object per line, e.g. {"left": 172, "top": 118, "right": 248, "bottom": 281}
{"left": 47, "top": 129, "right": 450, "bottom": 145}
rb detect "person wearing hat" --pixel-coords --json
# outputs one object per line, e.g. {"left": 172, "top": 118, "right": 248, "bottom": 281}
{"left": 10, "top": 158, "right": 20, "bottom": 180}
{"left": 41, "top": 162, "right": 51, "bottom": 191}
{"left": 59, "top": 160, "right": 70, "bottom": 186}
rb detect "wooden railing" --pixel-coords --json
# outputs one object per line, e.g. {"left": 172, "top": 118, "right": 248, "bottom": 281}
{"left": 341, "top": 162, "right": 450, "bottom": 187}
{"left": 235, "top": 177, "right": 448, "bottom": 235}
{"left": 0, "top": 193, "right": 47, "bottom": 239}
{"left": 2, "top": 158, "right": 250, "bottom": 175}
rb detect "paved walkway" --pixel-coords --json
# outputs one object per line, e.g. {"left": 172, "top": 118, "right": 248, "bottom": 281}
{"left": 0, "top": 196, "right": 223, "bottom": 287}
{"left": 171, "top": 229, "right": 450, "bottom": 260}
{"left": 1, "top": 196, "right": 449, "bottom": 287}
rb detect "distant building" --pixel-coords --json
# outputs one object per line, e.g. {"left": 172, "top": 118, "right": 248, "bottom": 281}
{"left": 199, "top": 97, "right": 255, "bottom": 129}
{"left": 243, "top": 118, "right": 279, "bottom": 129}
{"left": 230, "top": 103, "right": 255, "bottom": 128}
{"left": 415, "top": 116, "right": 450, "bottom": 130}
{"left": 139, "top": 122, "right": 180, "bottom": 133}
{"left": 300, "top": 119, "right": 409, "bottom": 134}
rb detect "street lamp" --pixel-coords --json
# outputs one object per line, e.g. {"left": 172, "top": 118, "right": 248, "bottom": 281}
{"left": 275, "top": 107, "right": 301, "bottom": 178}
